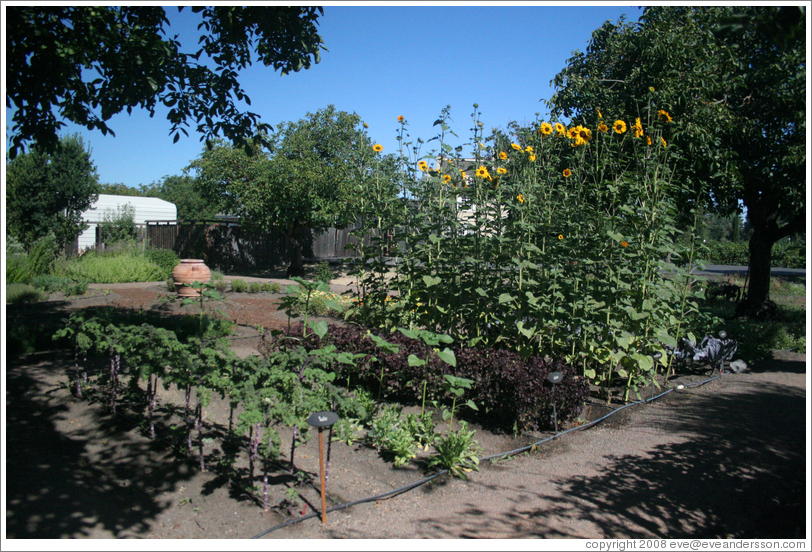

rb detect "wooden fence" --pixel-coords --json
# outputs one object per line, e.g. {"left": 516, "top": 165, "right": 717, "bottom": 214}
{"left": 145, "top": 220, "right": 379, "bottom": 273}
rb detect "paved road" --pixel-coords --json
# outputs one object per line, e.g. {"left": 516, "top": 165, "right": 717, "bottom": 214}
{"left": 692, "top": 264, "right": 806, "bottom": 279}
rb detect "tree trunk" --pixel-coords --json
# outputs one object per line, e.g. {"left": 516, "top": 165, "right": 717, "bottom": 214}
{"left": 286, "top": 224, "right": 305, "bottom": 277}
{"left": 736, "top": 227, "right": 773, "bottom": 318}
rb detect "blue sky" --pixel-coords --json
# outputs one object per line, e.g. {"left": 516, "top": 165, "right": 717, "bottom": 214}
{"left": 4, "top": 3, "right": 642, "bottom": 190}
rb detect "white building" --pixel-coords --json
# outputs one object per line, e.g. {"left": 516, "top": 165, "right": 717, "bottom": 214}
{"left": 77, "top": 194, "right": 177, "bottom": 251}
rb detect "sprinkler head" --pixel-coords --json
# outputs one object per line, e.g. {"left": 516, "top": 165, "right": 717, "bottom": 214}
{"left": 548, "top": 372, "right": 564, "bottom": 384}
{"left": 676, "top": 384, "right": 685, "bottom": 390}
{"left": 718, "top": 330, "right": 728, "bottom": 339}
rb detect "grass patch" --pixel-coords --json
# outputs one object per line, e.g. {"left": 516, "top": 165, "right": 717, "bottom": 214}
{"left": 6, "top": 283, "right": 49, "bottom": 304}
{"left": 701, "top": 276, "right": 806, "bottom": 360}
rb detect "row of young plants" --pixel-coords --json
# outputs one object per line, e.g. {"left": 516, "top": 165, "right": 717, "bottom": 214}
{"left": 348, "top": 101, "right": 716, "bottom": 402}
{"left": 51, "top": 281, "right": 527, "bottom": 510}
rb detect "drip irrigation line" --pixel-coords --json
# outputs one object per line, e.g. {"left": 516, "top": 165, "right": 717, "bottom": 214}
{"left": 251, "top": 371, "right": 727, "bottom": 539}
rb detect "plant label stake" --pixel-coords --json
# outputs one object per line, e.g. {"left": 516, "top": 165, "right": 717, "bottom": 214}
{"left": 307, "top": 411, "right": 339, "bottom": 524}
{"left": 547, "top": 372, "right": 563, "bottom": 434}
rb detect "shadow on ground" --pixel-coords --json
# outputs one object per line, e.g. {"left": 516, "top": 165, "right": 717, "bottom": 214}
{"left": 413, "top": 371, "right": 806, "bottom": 539}
{"left": 4, "top": 351, "right": 200, "bottom": 538}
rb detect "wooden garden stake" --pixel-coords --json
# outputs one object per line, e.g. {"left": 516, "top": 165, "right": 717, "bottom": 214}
{"left": 307, "top": 411, "right": 338, "bottom": 524}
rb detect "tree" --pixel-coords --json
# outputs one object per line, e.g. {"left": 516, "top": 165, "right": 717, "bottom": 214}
{"left": 189, "top": 105, "right": 386, "bottom": 276}
{"left": 6, "top": 6, "right": 325, "bottom": 159}
{"left": 140, "top": 175, "right": 218, "bottom": 220}
{"left": 548, "top": 5, "right": 805, "bottom": 318}
{"left": 99, "top": 183, "right": 144, "bottom": 196}
{"left": 6, "top": 133, "right": 101, "bottom": 249}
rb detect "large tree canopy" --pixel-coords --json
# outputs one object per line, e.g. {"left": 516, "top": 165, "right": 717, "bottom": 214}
{"left": 548, "top": 5, "right": 805, "bottom": 318}
{"left": 6, "top": 6, "right": 325, "bottom": 158}
{"left": 189, "top": 105, "right": 394, "bottom": 276}
{"left": 6, "top": 134, "right": 101, "bottom": 248}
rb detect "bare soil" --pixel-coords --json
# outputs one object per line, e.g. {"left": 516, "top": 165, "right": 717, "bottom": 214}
{"left": 4, "top": 281, "right": 808, "bottom": 541}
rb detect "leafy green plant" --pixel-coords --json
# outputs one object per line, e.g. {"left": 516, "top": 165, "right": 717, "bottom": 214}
{"left": 249, "top": 281, "right": 262, "bottom": 293}
{"left": 144, "top": 248, "right": 180, "bottom": 278}
{"left": 315, "top": 261, "right": 333, "bottom": 284}
{"left": 428, "top": 421, "right": 482, "bottom": 478}
{"left": 6, "top": 283, "right": 48, "bottom": 304}
{"left": 213, "top": 279, "right": 229, "bottom": 292}
{"left": 230, "top": 279, "right": 248, "bottom": 293}
{"left": 57, "top": 253, "right": 165, "bottom": 283}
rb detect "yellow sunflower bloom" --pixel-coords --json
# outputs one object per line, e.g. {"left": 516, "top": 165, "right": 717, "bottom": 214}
{"left": 525, "top": 146, "right": 534, "bottom": 153}
{"left": 363, "top": 122, "right": 369, "bottom": 128}
{"left": 517, "top": 194, "right": 525, "bottom": 203}
{"left": 373, "top": 144, "right": 383, "bottom": 152}
{"left": 442, "top": 174, "right": 452, "bottom": 183}
{"left": 562, "top": 168, "right": 572, "bottom": 178}
{"left": 571, "top": 125, "right": 592, "bottom": 146}
{"left": 646, "top": 136, "right": 652, "bottom": 146}
{"left": 398, "top": 115, "right": 405, "bottom": 123}
{"left": 660, "top": 137, "right": 667, "bottom": 148}
{"left": 558, "top": 234, "right": 564, "bottom": 240}
{"left": 597, "top": 110, "right": 603, "bottom": 119}
{"left": 621, "top": 241, "right": 629, "bottom": 247}
{"left": 529, "top": 154, "right": 536, "bottom": 162}
{"left": 459, "top": 170, "right": 467, "bottom": 179}
{"left": 658, "top": 109, "right": 673, "bottom": 123}
{"left": 598, "top": 122, "right": 609, "bottom": 133}
{"left": 511, "top": 143, "right": 521, "bottom": 151}
{"left": 418, "top": 160, "right": 428, "bottom": 171}
{"left": 496, "top": 167, "right": 507, "bottom": 174}
{"left": 476, "top": 166, "right": 490, "bottom": 179}
{"left": 649, "top": 86, "right": 655, "bottom": 92}
{"left": 499, "top": 151, "right": 508, "bottom": 160}
{"left": 613, "top": 120, "right": 627, "bottom": 134}
{"left": 539, "top": 122, "right": 553, "bottom": 135}
{"left": 633, "top": 118, "right": 644, "bottom": 138}
{"left": 554, "top": 122, "right": 567, "bottom": 136}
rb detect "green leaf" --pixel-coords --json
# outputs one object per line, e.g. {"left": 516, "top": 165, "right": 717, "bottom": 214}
{"left": 309, "top": 320, "right": 328, "bottom": 339}
{"left": 423, "top": 275, "right": 441, "bottom": 287}
{"left": 408, "top": 354, "right": 427, "bottom": 367}
{"left": 437, "top": 347, "right": 456, "bottom": 367}
{"left": 498, "top": 293, "right": 515, "bottom": 304}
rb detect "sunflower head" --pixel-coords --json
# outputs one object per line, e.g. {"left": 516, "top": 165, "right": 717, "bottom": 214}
{"left": 442, "top": 174, "right": 452, "bottom": 183}
{"left": 499, "top": 151, "right": 507, "bottom": 160}
{"left": 496, "top": 167, "right": 507, "bottom": 174}
{"left": 529, "top": 154, "right": 536, "bottom": 162}
{"left": 511, "top": 143, "right": 521, "bottom": 151}
{"left": 621, "top": 241, "right": 629, "bottom": 247}
{"left": 398, "top": 115, "right": 405, "bottom": 123}
{"left": 418, "top": 160, "right": 428, "bottom": 171}
{"left": 658, "top": 109, "right": 673, "bottom": 123}
{"left": 598, "top": 122, "right": 609, "bottom": 133}
{"left": 475, "top": 166, "right": 490, "bottom": 179}
{"left": 517, "top": 194, "right": 525, "bottom": 203}
{"left": 562, "top": 168, "right": 572, "bottom": 178}
{"left": 554, "top": 122, "right": 567, "bottom": 136}
{"left": 539, "top": 122, "right": 553, "bottom": 135}
{"left": 373, "top": 144, "right": 383, "bottom": 152}
{"left": 613, "top": 120, "right": 627, "bottom": 134}
{"left": 660, "top": 137, "right": 667, "bottom": 148}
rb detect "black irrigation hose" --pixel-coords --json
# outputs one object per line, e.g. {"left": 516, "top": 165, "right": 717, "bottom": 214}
{"left": 251, "top": 371, "right": 726, "bottom": 539}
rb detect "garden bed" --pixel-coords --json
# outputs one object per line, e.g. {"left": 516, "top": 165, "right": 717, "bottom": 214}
{"left": 4, "top": 282, "right": 807, "bottom": 539}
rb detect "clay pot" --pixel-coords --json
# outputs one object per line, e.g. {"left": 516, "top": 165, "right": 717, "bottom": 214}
{"left": 172, "top": 259, "right": 211, "bottom": 297}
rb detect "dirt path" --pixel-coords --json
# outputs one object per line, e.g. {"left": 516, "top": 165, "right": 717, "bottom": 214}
{"left": 3, "top": 281, "right": 808, "bottom": 542}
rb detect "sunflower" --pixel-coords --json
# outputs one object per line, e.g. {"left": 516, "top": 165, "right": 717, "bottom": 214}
{"left": 418, "top": 160, "right": 428, "bottom": 171}
{"left": 660, "top": 137, "right": 667, "bottom": 148}
{"left": 633, "top": 118, "right": 644, "bottom": 138}
{"left": 657, "top": 109, "right": 673, "bottom": 123}
{"left": 558, "top": 234, "right": 564, "bottom": 240}
{"left": 621, "top": 241, "right": 629, "bottom": 247}
{"left": 372, "top": 144, "right": 383, "bottom": 152}
{"left": 475, "top": 166, "right": 491, "bottom": 179}
{"left": 646, "top": 136, "right": 652, "bottom": 146}
{"left": 649, "top": 86, "right": 655, "bottom": 92}
{"left": 539, "top": 122, "right": 553, "bottom": 135}
{"left": 459, "top": 169, "right": 467, "bottom": 179}
{"left": 570, "top": 125, "right": 592, "bottom": 146}
{"left": 598, "top": 122, "right": 609, "bottom": 133}
{"left": 496, "top": 167, "right": 507, "bottom": 174}
{"left": 499, "top": 151, "right": 508, "bottom": 160}
{"left": 517, "top": 194, "right": 525, "bottom": 203}
{"left": 529, "top": 154, "right": 536, "bottom": 162}
{"left": 554, "top": 122, "right": 567, "bottom": 136}
{"left": 613, "top": 120, "right": 627, "bottom": 134}
{"left": 525, "top": 146, "right": 534, "bottom": 153}
{"left": 363, "top": 122, "right": 369, "bottom": 128}
{"left": 597, "top": 109, "right": 603, "bottom": 119}
{"left": 398, "top": 115, "right": 405, "bottom": 123}
{"left": 442, "top": 174, "right": 452, "bottom": 183}
{"left": 511, "top": 143, "right": 521, "bottom": 151}
{"left": 562, "top": 168, "right": 572, "bottom": 178}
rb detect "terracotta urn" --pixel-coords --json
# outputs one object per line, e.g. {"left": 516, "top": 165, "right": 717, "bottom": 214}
{"left": 172, "top": 259, "right": 211, "bottom": 297}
